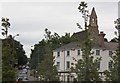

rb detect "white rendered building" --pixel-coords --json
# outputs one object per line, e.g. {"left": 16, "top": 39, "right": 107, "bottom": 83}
{"left": 53, "top": 8, "right": 118, "bottom": 81}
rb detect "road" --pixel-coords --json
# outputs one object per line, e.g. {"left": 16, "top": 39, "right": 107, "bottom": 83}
{"left": 17, "top": 69, "right": 39, "bottom": 82}
{"left": 27, "top": 70, "right": 38, "bottom": 81}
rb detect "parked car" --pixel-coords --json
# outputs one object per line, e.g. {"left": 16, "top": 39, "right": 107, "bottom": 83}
{"left": 22, "top": 77, "right": 28, "bottom": 82}
{"left": 16, "top": 76, "right": 23, "bottom": 83}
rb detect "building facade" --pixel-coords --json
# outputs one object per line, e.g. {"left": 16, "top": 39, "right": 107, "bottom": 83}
{"left": 53, "top": 8, "right": 118, "bottom": 81}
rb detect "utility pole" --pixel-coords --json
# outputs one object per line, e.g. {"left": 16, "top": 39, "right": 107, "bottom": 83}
{"left": 114, "top": 18, "right": 120, "bottom": 81}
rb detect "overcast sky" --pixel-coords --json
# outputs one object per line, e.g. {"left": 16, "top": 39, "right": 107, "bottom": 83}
{"left": 0, "top": 0, "right": 119, "bottom": 58}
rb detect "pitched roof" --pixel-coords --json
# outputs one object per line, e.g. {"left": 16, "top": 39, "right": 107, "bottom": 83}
{"left": 53, "top": 41, "right": 118, "bottom": 51}
{"left": 72, "top": 30, "right": 86, "bottom": 41}
{"left": 104, "top": 42, "right": 118, "bottom": 50}
{"left": 53, "top": 42, "right": 80, "bottom": 51}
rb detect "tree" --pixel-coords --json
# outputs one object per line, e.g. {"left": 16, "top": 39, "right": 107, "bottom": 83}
{"left": 103, "top": 18, "right": 120, "bottom": 81}
{"left": 30, "top": 29, "right": 75, "bottom": 69}
{"left": 30, "top": 39, "right": 46, "bottom": 69}
{"left": 38, "top": 29, "right": 59, "bottom": 81}
{"left": 38, "top": 43, "right": 59, "bottom": 81}
{"left": 1, "top": 17, "right": 10, "bottom": 38}
{"left": 103, "top": 50, "right": 119, "bottom": 81}
{"left": 1, "top": 18, "right": 17, "bottom": 81}
{"left": 14, "top": 40, "right": 28, "bottom": 66}
{"left": 2, "top": 45, "right": 17, "bottom": 81}
{"left": 29, "top": 28, "right": 76, "bottom": 81}
{"left": 110, "top": 37, "right": 118, "bottom": 42}
{"left": 71, "top": 1, "right": 101, "bottom": 81}
{"left": 114, "top": 18, "right": 120, "bottom": 81}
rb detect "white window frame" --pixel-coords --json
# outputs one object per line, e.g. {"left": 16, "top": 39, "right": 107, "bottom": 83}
{"left": 77, "top": 49, "right": 80, "bottom": 55}
{"left": 96, "top": 50, "right": 100, "bottom": 55}
{"left": 56, "top": 62, "right": 60, "bottom": 70}
{"left": 109, "top": 51, "right": 113, "bottom": 57}
{"left": 66, "top": 61, "right": 70, "bottom": 69}
{"left": 57, "top": 51, "right": 60, "bottom": 57}
{"left": 108, "top": 61, "right": 113, "bottom": 70}
{"left": 67, "top": 51, "right": 70, "bottom": 56}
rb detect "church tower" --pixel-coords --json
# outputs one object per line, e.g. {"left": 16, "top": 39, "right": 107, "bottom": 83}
{"left": 88, "top": 7, "right": 105, "bottom": 47}
{"left": 88, "top": 7, "right": 99, "bottom": 36}
{"left": 88, "top": 7, "right": 100, "bottom": 45}
{"left": 72, "top": 7, "right": 106, "bottom": 47}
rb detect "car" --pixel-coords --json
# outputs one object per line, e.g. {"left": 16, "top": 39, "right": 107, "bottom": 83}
{"left": 22, "top": 68, "right": 27, "bottom": 74}
{"left": 21, "top": 71, "right": 27, "bottom": 74}
{"left": 16, "top": 76, "right": 23, "bottom": 83}
{"left": 16, "top": 76, "right": 28, "bottom": 83}
{"left": 26, "top": 66, "right": 29, "bottom": 70}
{"left": 22, "top": 77, "right": 28, "bottom": 81}
{"left": 18, "top": 74, "right": 23, "bottom": 78}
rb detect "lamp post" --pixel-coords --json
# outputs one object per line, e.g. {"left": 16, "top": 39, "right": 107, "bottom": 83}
{"left": 114, "top": 18, "right": 120, "bottom": 81}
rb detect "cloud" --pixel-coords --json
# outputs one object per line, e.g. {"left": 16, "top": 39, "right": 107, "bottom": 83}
{"left": 0, "top": 0, "right": 119, "bottom": 2}
{"left": 0, "top": 2, "right": 118, "bottom": 57}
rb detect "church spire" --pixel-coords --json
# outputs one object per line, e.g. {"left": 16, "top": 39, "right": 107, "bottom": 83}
{"left": 89, "top": 7, "right": 98, "bottom": 27}
{"left": 88, "top": 7, "right": 99, "bottom": 43}
{"left": 90, "top": 7, "right": 97, "bottom": 18}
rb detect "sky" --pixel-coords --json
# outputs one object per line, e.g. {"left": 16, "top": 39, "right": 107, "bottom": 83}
{"left": 0, "top": 0, "right": 119, "bottom": 58}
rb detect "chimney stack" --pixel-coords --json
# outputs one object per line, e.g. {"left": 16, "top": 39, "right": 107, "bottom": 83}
{"left": 98, "top": 31, "right": 106, "bottom": 47}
